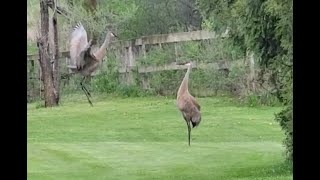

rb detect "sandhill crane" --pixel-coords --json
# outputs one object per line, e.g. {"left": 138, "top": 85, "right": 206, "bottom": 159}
{"left": 176, "top": 61, "right": 201, "bottom": 146}
{"left": 68, "top": 22, "right": 117, "bottom": 106}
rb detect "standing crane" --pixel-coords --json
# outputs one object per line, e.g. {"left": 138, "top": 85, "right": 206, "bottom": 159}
{"left": 176, "top": 61, "right": 201, "bottom": 146}
{"left": 68, "top": 22, "right": 117, "bottom": 106}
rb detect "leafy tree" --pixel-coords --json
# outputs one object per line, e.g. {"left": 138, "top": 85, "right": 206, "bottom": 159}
{"left": 196, "top": 0, "right": 293, "bottom": 161}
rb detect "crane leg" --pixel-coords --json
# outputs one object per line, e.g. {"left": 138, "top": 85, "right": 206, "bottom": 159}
{"left": 186, "top": 121, "right": 191, "bottom": 146}
{"left": 81, "top": 85, "right": 93, "bottom": 107}
{"left": 80, "top": 77, "right": 91, "bottom": 97}
{"left": 80, "top": 77, "right": 93, "bottom": 107}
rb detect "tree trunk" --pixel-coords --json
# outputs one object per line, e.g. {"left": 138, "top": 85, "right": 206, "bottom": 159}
{"left": 52, "top": 12, "right": 60, "bottom": 103}
{"left": 38, "top": 0, "right": 58, "bottom": 107}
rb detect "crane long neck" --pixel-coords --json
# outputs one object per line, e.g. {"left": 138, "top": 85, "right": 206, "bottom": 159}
{"left": 102, "top": 34, "right": 112, "bottom": 48}
{"left": 178, "top": 65, "right": 192, "bottom": 97}
{"left": 92, "top": 34, "right": 112, "bottom": 60}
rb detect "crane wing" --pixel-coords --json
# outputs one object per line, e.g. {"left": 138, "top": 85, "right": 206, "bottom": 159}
{"left": 77, "top": 40, "right": 95, "bottom": 69}
{"left": 69, "top": 22, "right": 89, "bottom": 67}
{"left": 189, "top": 96, "right": 201, "bottom": 111}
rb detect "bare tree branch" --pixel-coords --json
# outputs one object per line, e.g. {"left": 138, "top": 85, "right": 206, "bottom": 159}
{"left": 47, "top": 0, "right": 69, "bottom": 17}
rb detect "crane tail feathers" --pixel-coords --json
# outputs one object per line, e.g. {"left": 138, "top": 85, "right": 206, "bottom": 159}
{"left": 191, "top": 121, "right": 197, "bottom": 128}
{"left": 73, "top": 22, "right": 83, "bottom": 30}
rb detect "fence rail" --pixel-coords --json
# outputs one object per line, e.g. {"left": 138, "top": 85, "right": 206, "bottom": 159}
{"left": 27, "top": 51, "right": 70, "bottom": 61}
{"left": 27, "top": 29, "right": 231, "bottom": 96}
{"left": 118, "top": 62, "right": 222, "bottom": 73}
{"left": 27, "top": 30, "right": 227, "bottom": 61}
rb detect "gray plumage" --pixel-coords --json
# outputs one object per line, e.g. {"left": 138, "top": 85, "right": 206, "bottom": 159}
{"left": 68, "top": 22, "right": 116, "bottom": 106}
{"left": 176, "top": 61, "right": 201, "bottom": 146}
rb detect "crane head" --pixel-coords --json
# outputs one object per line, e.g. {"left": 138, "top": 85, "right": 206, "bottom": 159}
{"left": 105, "top": 25, "right": 118, "bottom": 38}
{"left": 105, "top": 31, "right": 117, "bottom": 40}
{"left": 109, "top": 31, "right": 117, "bottom": 38}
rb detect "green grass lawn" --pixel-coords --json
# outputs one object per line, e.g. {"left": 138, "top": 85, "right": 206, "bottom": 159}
{"left": 27, "top": 95, "right": 292, "bottom": 180}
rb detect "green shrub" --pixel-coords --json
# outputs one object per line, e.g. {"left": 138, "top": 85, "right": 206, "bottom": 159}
{"left": 275, "top": 104, "right": 293, "bottom": 162}
{"left": 244, "top": 92, "right": 282, "bottom": 107}
{"left": 116, "top": 84, "right": 154, "bottom": 97}
{"left": 93, "top": 71, "right": 119, "bottom": 93}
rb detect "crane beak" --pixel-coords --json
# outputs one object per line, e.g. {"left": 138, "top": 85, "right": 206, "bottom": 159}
{"left": 111, "top": 32, "right": 118, "bottom": 38}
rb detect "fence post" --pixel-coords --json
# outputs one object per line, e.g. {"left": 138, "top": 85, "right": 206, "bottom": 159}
{"left": 246, "top": 50, "right": 256, "bottom": 93}
{"left": 123, "top": 40, "right": 136, "bottom": 85}
{"left": 141, "top": 42, "right": 146, "bottom": 58}
{"left": 139, "top": 41, "right": 150, "bottom": 89}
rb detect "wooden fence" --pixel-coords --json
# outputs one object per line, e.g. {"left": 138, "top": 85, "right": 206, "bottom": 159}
{"left": 27, "top": 30, "right": 228, "bottom": 73}
{"left": 27, "top": 30, "right": 231, "bottom": 94}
